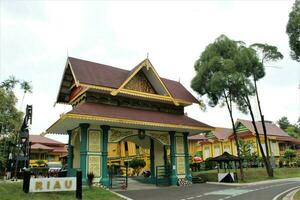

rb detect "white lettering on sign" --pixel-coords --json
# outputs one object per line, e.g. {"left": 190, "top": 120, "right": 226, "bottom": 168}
{"left": 29, "top": 177, "right": 76, "bottom": 193}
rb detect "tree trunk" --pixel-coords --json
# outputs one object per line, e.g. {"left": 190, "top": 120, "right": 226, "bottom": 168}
{"left": 224, "top": 94, "right": 244, "bottom": 181}
{"left": 246, "top": 95, "right": 273, "bottom": 177}
{"left": 253, "top": 78, "right": 273, "bottom": 177}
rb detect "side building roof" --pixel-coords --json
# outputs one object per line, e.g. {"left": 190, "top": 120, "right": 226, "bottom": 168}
{"left": 29, "top": 135, "right": 65, "bottom": 146}
{"left": 236, "top": 119, "right": 290, "bottom": 137}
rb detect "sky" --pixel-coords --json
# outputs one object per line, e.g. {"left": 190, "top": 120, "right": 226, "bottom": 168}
{"left": 0, "top": 0, "right": 299, "bottom": 143}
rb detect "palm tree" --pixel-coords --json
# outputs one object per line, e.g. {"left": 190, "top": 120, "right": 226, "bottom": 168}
{"left": 0, "top": 75, "right": 19, "bottom": 91}
{"left": 20, "top": 81, "right": 33, "bottom": 109}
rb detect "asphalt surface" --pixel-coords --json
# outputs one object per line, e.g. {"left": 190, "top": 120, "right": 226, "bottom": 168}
{"left": 117, "top": 180, "right": 300, "bottom": 200}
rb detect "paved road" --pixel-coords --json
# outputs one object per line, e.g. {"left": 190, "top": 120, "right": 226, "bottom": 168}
{"left": 117, "top": 180, "right": 300, "bottom": 200}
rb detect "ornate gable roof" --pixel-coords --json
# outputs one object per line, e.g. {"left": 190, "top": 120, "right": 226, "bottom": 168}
{"left": 56, "top": 57, "right": 199, "bottom": 105}
{"left": 236, "top": 119, "right": 290, "bottom": 137}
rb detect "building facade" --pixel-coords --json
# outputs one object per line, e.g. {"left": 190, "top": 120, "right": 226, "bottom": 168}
{"left": 46, "top": 57, "right": 213, "bottom": 186}
{"left": 29, "top": 135, "right": 67, "bottom": 167}
{"left": 189, "top": 119, "right": 300, "bottom": 161}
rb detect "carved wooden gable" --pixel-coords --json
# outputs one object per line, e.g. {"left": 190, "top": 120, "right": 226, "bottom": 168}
{"left": 124, "top": 70, "right": 157, "bottom": 94}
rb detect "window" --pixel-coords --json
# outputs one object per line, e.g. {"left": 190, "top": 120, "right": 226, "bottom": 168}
{"left": 214, "top": 146, "right": 220, "bottom": 156}
{"left": 204, "top": 147, "right": 210, "bottom": 158}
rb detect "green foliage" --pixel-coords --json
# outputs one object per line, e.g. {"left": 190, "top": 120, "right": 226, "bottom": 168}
{"left": 286, "top": 0, "right": 300, "bottom": 62}
{"left": 239, "top": 140, "right": 258, "bottom": 167}
{"left": 286, "top": 126, "right": 300, "bottom": 139}
{"left": 283, "top": 149, "right": 297, "bottom": 160}
{"left": 0, "top": 88, "right": 23, "bottom": 135}
{"left": 191, "top": 35, "right": 257, "bottom": 111}
{"left": 0, "top": 182, "right": 123, "bottom": 200}
{"left": 35, "top": 160, "right": 46, "bottom": 167}
{"left": 203, "top": 157, "right": 216, "bottom": 170}
{"left": 250, "top": 43, "right": 283, "bottom": 64}
{"left": 129, "top": 158, "right": 146, "bottom": 175}
{"left": 277, "top": 116, "right": 291, "bottom": 130}
{"left": 194, "top": 151, "right": 203, "bottom": 157}
{"left": 277, "top": 116, "right": 300, "bottom": 139}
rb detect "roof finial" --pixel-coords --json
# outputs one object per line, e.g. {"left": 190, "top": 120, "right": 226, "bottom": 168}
{"left": 147, "top": 52, "right": 149, "bottom": 59}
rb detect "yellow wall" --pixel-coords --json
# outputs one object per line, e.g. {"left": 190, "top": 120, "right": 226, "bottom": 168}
{"left": 107, "top": 141, "right": 150, "bottom": 170}
{"left": 188, "top": 140, "right": 202, "bottom": 156}
{"left": 189, "top": 135, "right": 283, "bottom": 161}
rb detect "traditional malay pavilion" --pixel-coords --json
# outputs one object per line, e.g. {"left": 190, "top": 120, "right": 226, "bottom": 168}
{"left": 46, "top": 57, "right": 214, "bottom": 187}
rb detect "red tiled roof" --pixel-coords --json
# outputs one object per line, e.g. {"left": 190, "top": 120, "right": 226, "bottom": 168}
{"left": 68, "top": 102, "right": 213, "bottom": 129}
{"left": 31, "top": 143, "right": 53, "bottom": 150}
{"left": 212, "top": 127, "right": 233, "bottom": 140}
{"left": 188, "top": 134, "right": 207, "bottom": 141}
{"left": 237, "top": 119, "right": 290, "bottom": 137}
{"left": 52, "top": 146, "right": 68, "bottom": 153}
{"left": 29, "top": 135, "right": 65, "bottom": 146}
{"left": 275, "top": 136, "right": 300, "bottom": 144}
{"left": 68, "top": 57, "right": 198, "bottom": 103}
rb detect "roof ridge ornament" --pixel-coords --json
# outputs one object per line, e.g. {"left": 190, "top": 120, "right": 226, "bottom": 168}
{"left": 110, "top": 59, "right": 179, "bottom": 105}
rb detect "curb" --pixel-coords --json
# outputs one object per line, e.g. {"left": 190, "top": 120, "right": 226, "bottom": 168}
{"left": 283, "top": 188, "right": 300, "bottom": 200}
{"left": 207, "top": 177, "right": 300, "bottom": 186}
{"left": 272, "top": 186, "right": 300, "bottom": 200}
{"left": 110, "top": 190, "right": 133, "bottom": 200}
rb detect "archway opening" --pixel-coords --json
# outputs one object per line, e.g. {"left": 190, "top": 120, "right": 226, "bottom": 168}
{"left": 107, "top": 134, "right": 170, "bottom": 188}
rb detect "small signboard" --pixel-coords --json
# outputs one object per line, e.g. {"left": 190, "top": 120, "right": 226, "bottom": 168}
{"left": 29, "top": 177, "right": 76, "bottom": 193}
{"left": 23, "top": 170, "right": 82, "bottom": 200}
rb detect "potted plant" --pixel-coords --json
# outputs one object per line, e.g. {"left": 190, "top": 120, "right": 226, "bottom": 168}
{"left": 87, "top": 172, "right": 95, "bottom": 187}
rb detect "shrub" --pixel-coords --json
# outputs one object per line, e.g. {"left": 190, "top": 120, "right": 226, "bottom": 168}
{"left": 87, "top": 172, "right": 95, "bottom": 187}
{"left": 204, "top": 157, "right": 216, "bottom": 170}
{"left": 35, "top": 160, "right": 46, "bottom": 167}
{"left": 129, "top": 158, "right": 146, "bottom": 176}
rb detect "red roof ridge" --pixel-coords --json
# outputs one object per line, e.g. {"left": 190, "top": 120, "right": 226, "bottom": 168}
{"left": 68, "top": 56, "right": 129, "bottom": 74}
{"left": 68, "top": 56, "right": 182, "bottom": 84}
{"left": 29, "top": 135, "right": 65, "bottom": 145}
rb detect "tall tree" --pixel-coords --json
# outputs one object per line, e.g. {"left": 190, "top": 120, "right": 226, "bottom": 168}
{"left": 249, "top": 43, "right": 283, "bottom": 176}
{"left": 20, "top": 81, "right": 33, "bottom": 109}
{"left": 0, "top": 78, "right": 24, "bottom": 173}
{"left": 192, "top": 35, "right": 275, "bottom": 179}
{"left": 191, "top": 35, "right": 247, "bottom": 180}
{"left": 277, "top": 116, "right": 291, "bottom": 130}
{"left": 286, "top": 0, "right": 300, "bottom": 62}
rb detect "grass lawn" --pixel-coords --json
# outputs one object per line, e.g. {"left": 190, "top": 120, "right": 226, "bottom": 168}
{"left": 0, "top": 182, "right": 123, "bottom": 200}
{"left": 294, "top": 189, "right": 300, "bottom": 200}
{"left": 192, "top": 167, "right": 300, "bottom": 183}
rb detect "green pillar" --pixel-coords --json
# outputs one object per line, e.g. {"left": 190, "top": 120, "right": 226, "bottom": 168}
{"left": 150, "top": 138, "right": 155, "bottom": 180}
{"left": 169, "top": 131, "right": 177, "bottom": 185}
{"left": 183, "top": 132, "right": 192, "bottom": 181}
{"left": 100, "top": 125, "right": 110, "bottom": 187}
{"left": 67, "top": 130, "right": 73, "bottom": 177}
{"left": 79, "top": 123, "right": 89, "bottom": 183}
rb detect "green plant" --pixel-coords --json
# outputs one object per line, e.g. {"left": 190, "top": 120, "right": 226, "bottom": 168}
{"left": 35, "top": 160, "right": 45, "bottom": 167}
{"left": 129, "top": 158, "right": 146, "bottom": 176}
{"left": 203, "top": 157, "right": 215, "bottom": 170}
{"left": 283, "top": 149, "right": 297, "bottom": 167}
{"left": 87, "top": 172, "right": 95, "bottom": 187}
{"left": 194, "top": 151, "right": 203, "bottom": 157}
